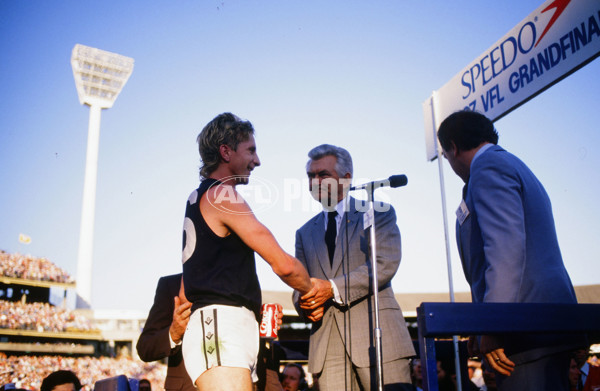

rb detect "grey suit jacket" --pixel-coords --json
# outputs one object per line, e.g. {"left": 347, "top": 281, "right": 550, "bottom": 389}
{"left": 136, "top": 274, "right": 196, "bottom": 391}
{"left": 457, "top": 145, "right": 583, "bottom": 362}
{"left": 294, "top": 197, "right": 415, "bottom": 373}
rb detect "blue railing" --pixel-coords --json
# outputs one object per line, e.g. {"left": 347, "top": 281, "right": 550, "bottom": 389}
{"left": 416, "top": 302, "right": 600, "bottom": 391}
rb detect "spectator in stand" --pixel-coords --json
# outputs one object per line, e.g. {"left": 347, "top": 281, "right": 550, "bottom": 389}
{"left": 40, "top": 370, "right": 81, "bottom": 391}
{"left": 572, "top": 347, "right": 600, "bottom": 391}
{"left": 138, "top": 379, "right": 151, "bottom": 391}
{"left": 280, "top": 364, "right": 308, "bottom": 391}
{"left": 570, "top": 356, "right": 582, "bottom": 391}
{"left": 437, "top": 357, "right": 479, "bottom": 391}
{"left": 409, "top": 357, "right": 479, "bottom": 391}
{"left": 410, "top": 358, "right": 423, "bottom": 391}
{"left": 409, "top": 359, "right": 447, "bottom": 391}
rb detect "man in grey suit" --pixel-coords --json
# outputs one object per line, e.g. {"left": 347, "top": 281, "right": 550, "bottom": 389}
{"left": 294, "top": 144, "right": 415, "bottom": 390}
{"left": 438, "top": 110, "right": 585, "bottom": 391}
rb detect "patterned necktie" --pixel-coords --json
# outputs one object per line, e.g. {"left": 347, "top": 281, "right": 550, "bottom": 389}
{"left": 325, "top": 211, "right": 338, "bottom": 265}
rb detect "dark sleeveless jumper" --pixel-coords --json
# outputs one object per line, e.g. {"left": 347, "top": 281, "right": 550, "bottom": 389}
{"left": 182, "top": 178, "right": 261, "bottom": 321}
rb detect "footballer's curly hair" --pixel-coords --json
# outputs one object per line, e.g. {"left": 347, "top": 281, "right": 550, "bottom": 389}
{"left": 197, "top": 113, "right": 255, "bottom": 179}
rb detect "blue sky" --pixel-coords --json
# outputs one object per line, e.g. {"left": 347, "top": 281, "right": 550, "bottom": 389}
{"left": 1, "top": 1, "right": 599, "bottom": 312}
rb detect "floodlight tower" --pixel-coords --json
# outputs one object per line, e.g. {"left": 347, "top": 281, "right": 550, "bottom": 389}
{"left": 71, "top": 44, "right": 134, "bottom": 308}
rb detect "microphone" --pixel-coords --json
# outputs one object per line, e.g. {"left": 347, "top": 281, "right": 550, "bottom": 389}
{"left": 349, "top": 175, "right": 407, "bottom": 191}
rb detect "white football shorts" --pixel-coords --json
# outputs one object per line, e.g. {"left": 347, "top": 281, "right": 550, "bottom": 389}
{"left": 182, "top": 304, "right": 259, "bottom": 384}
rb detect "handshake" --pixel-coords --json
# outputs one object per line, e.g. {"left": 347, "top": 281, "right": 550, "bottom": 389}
{"left": 298, "top": 277, "right": 335, "bottom": 322}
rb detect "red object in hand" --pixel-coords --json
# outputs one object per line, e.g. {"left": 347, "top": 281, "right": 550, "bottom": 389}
{"left": 259, "top": 303, "right": 282, "bottom": 339}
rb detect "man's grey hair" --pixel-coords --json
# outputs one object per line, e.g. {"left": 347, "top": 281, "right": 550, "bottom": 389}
{"left": 306, "top": 144, "right": 353, "bottom": 177}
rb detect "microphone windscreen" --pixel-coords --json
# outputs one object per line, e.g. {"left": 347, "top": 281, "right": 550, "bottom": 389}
{"left": 388, "top": 174, "right": 408, "bottom": 188}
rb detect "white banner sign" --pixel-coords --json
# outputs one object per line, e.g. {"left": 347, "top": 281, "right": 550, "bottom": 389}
{"left": 424, "top": 0, "right": 600, "bottom": 161}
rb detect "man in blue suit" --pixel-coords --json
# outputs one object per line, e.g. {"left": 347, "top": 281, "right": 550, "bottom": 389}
{"left": 294, "top": 144, "right": 415, "bottom": 390}
{"left": 437, "top": 110, "right": 584, "bottom": 391}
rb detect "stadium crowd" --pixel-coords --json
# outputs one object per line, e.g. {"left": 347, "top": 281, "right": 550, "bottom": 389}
{"left": 0, "top": 251, "right": 161, "bottom": 391}
{"left": 0, "top": 354, "right": 165, "bottom": 391}
{"left": 0, "top": 300, "right": 96, "bottom": 332}
{"left": 0, "top": 250, "right": 74, "bottom": 284}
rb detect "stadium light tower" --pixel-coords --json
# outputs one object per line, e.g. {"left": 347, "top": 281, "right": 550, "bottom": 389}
{"left": 71, "top": 44, "right": 134, "bottom": 308}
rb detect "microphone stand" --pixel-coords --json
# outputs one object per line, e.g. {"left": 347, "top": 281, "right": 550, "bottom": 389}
{"left": 350, "top": 175, "right": 406, "bottom": 391}
{"left": 365, "top": 184, "right": 384, "bottom": 391}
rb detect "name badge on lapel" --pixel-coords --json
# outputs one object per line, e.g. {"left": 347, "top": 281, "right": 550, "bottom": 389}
{"left": 456, "top": 200, "right": 470, "bottom": 226}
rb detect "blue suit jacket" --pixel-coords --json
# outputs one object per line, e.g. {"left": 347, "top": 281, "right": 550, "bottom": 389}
{"left": 457, "top": 144, "right": 582, "bottom": 360}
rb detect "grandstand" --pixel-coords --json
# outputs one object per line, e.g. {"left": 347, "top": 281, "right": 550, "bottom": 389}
{"left": 0, "top": 250, "right": 165, "bottom": 391}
